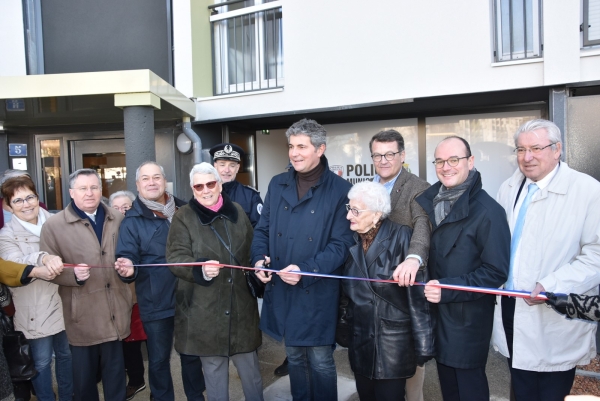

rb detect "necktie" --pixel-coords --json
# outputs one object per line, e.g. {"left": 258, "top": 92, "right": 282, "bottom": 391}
{"left": 506, "top": 183, "right": 539, "bottom": 290}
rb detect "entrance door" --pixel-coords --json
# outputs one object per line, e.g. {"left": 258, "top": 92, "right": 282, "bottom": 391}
{"left": 70, "top": 139, "right": 127, "bottom": 200}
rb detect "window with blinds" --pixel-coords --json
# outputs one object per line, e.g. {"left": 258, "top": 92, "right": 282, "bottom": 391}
{"left": 493, "top": 0, "right": 543, "bottom": 62}
{"left": 583, "top": 0, "right": 600, "bottom": 47}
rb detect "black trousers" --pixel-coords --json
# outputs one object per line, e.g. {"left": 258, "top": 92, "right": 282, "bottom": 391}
{"left": 71, "top": 340, "right": 126, "bottom": 401}
{"left": 354, "top": 373, "right": 406, "bottom": 401}
{"left": 436, "top": 362, "right": 489, "bottom": 401}
{"left": 501, "top": 296, "right": 576, "bottom": 401}
{"left": 123, "top": 340, "right": 146, "bottom": 387}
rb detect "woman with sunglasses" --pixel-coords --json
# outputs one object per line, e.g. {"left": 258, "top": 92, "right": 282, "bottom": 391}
{"left": 339, "top": 181, "right": 435, "bottom": 401}
{"left": 166, "top": 162, "right": 263, "bottom": 401}
{"left": 0, "top": 176, "right": 73, "bottom": 401}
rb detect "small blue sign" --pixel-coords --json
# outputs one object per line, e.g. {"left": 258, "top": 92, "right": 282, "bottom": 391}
{"left": 6, "top": 99, "right": 25, "bottom": 112}
{"left": 9, "top": 144, "right": 27, "bottom": 157}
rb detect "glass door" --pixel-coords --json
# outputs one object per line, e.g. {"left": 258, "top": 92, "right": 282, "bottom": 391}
{"left": 70, "top": 139, "right": 127, "bottom": 200}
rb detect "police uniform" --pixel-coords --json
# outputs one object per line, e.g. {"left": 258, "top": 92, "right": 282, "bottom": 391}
{"left": 210, "top": 143, "right": 263, "bottom": 228}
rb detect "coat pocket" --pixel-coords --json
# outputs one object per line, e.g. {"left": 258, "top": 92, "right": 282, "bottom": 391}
{"left": 378, "top": 317, "right": 416, "bottom": 372}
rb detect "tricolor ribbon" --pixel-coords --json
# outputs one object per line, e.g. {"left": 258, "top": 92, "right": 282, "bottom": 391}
{"left": 65, "top": 261, "right": 555, "bottom": 300}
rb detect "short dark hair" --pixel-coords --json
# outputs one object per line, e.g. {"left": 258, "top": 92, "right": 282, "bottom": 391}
{"left": 439, "top": 136, "right": 472, "bottom": 157}
{"left": 1, "top": 176, "right": 38, "bottom": 205}
{"left": 369, "top": 129, "right": 405, "bottom": 154}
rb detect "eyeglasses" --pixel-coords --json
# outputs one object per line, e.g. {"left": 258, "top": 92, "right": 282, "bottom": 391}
{"left": 514, "top": 143, "right": 555, "bottom": 156}
{"left": 73, "top": 186, "right": 101, "bottom": 193}
{"left": 371, "top": 151, "right": 400, "bottom": 162}
{"left": 11, "top": 194, "right": 38, "bottom": 206}
{"left": 112, "top": 205, "right": 131, "bottom": 212}
{"left": 345, "top": 204, "right": 374, "bottom": 216}
{"left": 432, "top": 156, "right": 469, "bottom": 169}
{"left": 193, "top": 181, "right": 218, "bottom": 191}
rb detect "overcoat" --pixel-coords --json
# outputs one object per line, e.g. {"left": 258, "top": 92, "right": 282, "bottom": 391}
{"left": 166, "top": 194, "right": 261, "bottom": 357}
{"left": 251, "top": 156, "right": 354, "bottom": 346}
{"left": 39, "top": 203, "right": 132, "bottom": 346}
{"left": 0, "top": 259, "right": 28, "bottom": 287}
{"left": 0, "top": 209, "right": 65, "bottom": 339}
{"left": 416, "top": 171, "right": 510, "bottom": 369}
{"left": 116, "top": 196, "right": 186, "bottom": 323}
{"left": 493, "top": 163, "right": 600, "bottom": 371}
{"left": 342, "top": 219, "right": 435, "bottom": 379}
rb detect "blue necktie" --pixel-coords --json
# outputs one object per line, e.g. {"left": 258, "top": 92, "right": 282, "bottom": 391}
{"left": 506, "top": 183, "right": 539, "bottom": 290}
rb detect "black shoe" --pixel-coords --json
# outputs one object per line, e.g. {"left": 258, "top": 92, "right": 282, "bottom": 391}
{"left": 274, "top": 357, "right": 289, "bottom": 376}
{"left": 126, "top": 383, "right": 146, "bottom": 400}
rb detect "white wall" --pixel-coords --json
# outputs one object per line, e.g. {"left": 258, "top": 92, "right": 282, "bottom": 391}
{"left": 195, "top": 0, "right": 600, "bottom": 122}
{"left": 172, "top": 0, "right": 194, "bottom": 98}
{"left": 0, "top": 0, "right": 27, "bottom": 76}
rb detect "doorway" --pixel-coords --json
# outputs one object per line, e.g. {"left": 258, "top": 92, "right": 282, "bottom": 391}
{"left": 70, "top": 139, "right": 127, "bottom": 201}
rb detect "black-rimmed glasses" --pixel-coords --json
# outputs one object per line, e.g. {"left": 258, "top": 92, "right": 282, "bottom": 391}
{"left": 432, "top": 156, "right": 469, "bottom": 169}
{"left": 371, "top": 151, "right": 400, "bottom": 162}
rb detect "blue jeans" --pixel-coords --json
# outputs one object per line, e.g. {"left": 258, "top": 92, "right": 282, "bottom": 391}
{"left": 286, "top": 345, "right": 337, "bottom": 401}
{"left": 180, "top": 354, "right": 206, "bottom": 401}
{"left": 142, "top": 317, "right": 175, "bottom": 401}
{"left": 29, "top": 330, "right": 73, "bottom": 401}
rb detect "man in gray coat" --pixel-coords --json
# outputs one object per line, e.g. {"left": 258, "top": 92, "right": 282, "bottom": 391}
{"left": 370, "top": 129, "right": 431, "bottom": 401}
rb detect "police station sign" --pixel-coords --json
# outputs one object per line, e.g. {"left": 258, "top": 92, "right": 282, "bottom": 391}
{"left": 324, "top": 119, "right": 419, "bottom": 184}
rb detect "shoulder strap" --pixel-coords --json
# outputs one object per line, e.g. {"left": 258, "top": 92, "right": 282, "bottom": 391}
{"left": 209, "top": 224, "right": 241, "bottom": 266}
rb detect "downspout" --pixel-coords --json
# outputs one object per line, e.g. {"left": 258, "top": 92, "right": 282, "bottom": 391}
{"left": 182, "top": 116, "right": 202, "bottom": 164}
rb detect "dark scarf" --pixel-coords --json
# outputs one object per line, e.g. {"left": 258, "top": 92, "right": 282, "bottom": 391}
{"left": 71, "top": 201, "right": 105, "bottom": 244}
{"left": 296, "top": 157, "right": 326, "bottom": 200}
{"left": 358, "top": 219, "right": 384, "bottom": 253}
{"left": 189, "top": 191, "right": 238, "bottom": 225}
{"left": 433, "top": 168, "right": 477, "bottom": 225}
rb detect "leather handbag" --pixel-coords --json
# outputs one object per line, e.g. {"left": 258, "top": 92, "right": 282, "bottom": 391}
{"left": 0, "top": 304, "right": 37, "bottom": 381}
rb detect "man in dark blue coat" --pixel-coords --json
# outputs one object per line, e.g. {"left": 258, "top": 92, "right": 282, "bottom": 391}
{"left": 251, "top": 119, "right": 354, "bottom": 401}
{"left": 209, "top": 143, "right": 263, "bottom": 228}
{"left": 115, "top": 161, "right": 205, "bottom": 401}
{"left": 417, "top": 137, "right": 510, "bottom": 401}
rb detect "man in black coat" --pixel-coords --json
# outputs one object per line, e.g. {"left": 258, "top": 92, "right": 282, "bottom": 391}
{"left": 417, "top": 136, "right": 510, "bottom": 401}
{"left": 209, "top": 143, "right": 263, "bottom": 228}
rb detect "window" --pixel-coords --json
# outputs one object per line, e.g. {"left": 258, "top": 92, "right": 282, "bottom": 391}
{"left": 583, "top": 0, "right": 600, "bottom": 47}
{"left": 210, "top": 0, "right": 283, "bottom": 95}
{"left": 493, "top": 0, "right": 542, "bottom": 62}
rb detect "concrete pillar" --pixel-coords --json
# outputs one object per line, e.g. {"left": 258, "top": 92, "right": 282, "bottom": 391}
{"left": 548, "top": 87, "right": 568, "bottom": 161}
{"left": 123, "top": 106, "right": 155, "bottom": 193}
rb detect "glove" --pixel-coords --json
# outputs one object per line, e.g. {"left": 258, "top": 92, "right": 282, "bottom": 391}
{"left": 416, "top": 355, "right": 433, "bottom": 367}
{"left": 545, "top": 292, "right": 569, "bottom": 316}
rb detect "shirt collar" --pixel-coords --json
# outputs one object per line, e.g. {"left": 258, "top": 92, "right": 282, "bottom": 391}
{"left": 373, "top": 170, "right": 402, "bottom": 194}
{"left": 525, "top": 162, "right": 559, "bottom": 190}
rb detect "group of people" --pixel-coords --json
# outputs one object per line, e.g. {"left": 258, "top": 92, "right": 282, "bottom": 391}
{"left": 0, "top": 116, "right": 598, "bottom": 401}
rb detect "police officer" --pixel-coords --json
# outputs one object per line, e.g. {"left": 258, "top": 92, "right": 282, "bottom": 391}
{"left": 209, "top": 143, "right": 263, "bottom": 228}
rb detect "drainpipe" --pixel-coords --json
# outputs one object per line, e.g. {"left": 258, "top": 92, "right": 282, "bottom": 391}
{"left": 182, "top": 116, "right": 202, "bottom": 164}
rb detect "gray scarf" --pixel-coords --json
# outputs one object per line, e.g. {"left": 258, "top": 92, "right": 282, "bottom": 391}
{"left": 139, "top": 192, "right": 177, "bottom": 222}
{"left": 433, "top": 169, "right": 477, "bottom": 225}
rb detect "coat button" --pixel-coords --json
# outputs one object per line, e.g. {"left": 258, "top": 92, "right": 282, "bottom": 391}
{"left": 305, "top": 290, "right": 309, "bottom": 294}
{"left": 284, "top": 206, "right": 288, "bottom": 210}
{"left": 370, "top": 334, "right": 374, "bottom": 338}
{"left": 313, "top": 269, "right": 318, "bottom": 273}
{"left": 84, "top": 223, "right": 89, "bottom": 227}
{"left": 225, "top": 311, "right": 230, "bottom": 315}
{"left": 102, "top": 251, "right": 106, "bottom": 255}
{"left": 112, "top": 315, "right": 115, "bottom": 320}
{"left": 277, "top": 233, "right": 282, "bottom": 237}
{"left": 311, "top": 210, "right": 314, "bottom": 213}
{"left": 227, "top": 278, "right": 232, "bottom": 283}
{"left": 30, "top": 318, "right": 34, "bottom": 321}
{"left": 106, "top": 283, "right": 110, "bottom": 288}
{"left": 276, "top": 257, "right": 279, "bottom": 261}
{"left": 308, "top": 237, "right": 312, "bottom": 241}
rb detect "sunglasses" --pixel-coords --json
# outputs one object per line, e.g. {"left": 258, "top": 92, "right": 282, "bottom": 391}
{"left": 193, "top": 181, "right": 218, "bottom": 191}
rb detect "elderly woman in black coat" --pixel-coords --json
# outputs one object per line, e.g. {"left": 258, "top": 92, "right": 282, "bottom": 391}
{"left": 166, "top": 162, "right": 263, "bottom": 401}
{"left": 341, "top": 181, "right": 435, "bottom": 401}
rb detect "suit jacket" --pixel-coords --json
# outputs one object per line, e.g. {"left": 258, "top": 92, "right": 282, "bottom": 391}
{"left": 387, "top": 168, "right": 431, "bottom": 264}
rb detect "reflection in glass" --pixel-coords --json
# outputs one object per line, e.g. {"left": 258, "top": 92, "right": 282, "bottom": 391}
{"left": 82, "top": 152, "right": 127, "bottom": 199}
{"left": 41, "top": 140, "right": 62, "bottom": 210}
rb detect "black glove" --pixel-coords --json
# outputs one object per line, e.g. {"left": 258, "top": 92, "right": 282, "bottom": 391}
{"left": 416, "top": 355, "right": 433, "bottom": 367}
{"left": 545, "top": 292, "right": 569, "bottom": 316}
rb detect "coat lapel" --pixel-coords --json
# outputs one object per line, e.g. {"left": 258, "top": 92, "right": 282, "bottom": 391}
{"left": 389, "top": 168, "right": 409, "bottom": 206}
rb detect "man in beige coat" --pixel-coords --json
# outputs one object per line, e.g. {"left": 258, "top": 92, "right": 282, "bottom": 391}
{"left": 370, "top": 129, "right": 432, "bottom": 401}
{"left": 40, "top": 168, "right": 132, "bottom": 401}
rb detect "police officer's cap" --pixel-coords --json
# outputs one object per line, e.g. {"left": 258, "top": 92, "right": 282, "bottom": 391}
{"left": 209, "top": 143, "right": 244, "bottom": 163}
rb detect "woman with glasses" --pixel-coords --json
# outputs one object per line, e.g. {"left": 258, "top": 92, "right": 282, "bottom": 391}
{"left": 166, "top": 162, "right": 263, "bottom": 401}
{"left": 0, "top": 176, "right": 73, "bottom": 401}
{"left": 340, "top": 181, "right": 435, "bottom": 401}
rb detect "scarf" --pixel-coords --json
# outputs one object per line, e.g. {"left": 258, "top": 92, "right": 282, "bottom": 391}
{"left": 433, "top": 168, "right": 477, "bottom": 225}
{"left": 205, "top": 194, "right": 224, "bottom": 212}
{"left": 296, "top": 157, "right": 325, "bottom": 200}
{"left": 13, "top": 209, "right": 46, "bottom": 237}
{"left": 139, "top": 192, "right": 177, "bottom": 222}
{"left": 358, "top": 219, "right": 384, "bottom": 253}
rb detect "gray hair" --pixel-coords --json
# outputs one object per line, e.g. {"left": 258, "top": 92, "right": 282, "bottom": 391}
{"left": 348, "top": 181, "right": 391, "bottom": 219}
{"left": 514, "top": 119, "right": 562, "bottom": 154}
{"left": 285, "top": 118, "right": 327, "bottom": 148}
{"left": 189, "top": 162, "right": 222, "bottom": 187}
{"left": 0, "top": 169, "right": 30, "bottom": 187}
{"left": 69, "top": 168, "right": 101, "bottom": 188}
{"left": 135, "top": 161, "right": 166, "bottom": 181}
{"left": 108, "top": 190, "right": 136, "bottom": 207}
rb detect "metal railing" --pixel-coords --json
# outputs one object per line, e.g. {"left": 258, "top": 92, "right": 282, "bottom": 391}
{"left": 210, "top": 1, "right": 283, "bottom": 95}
